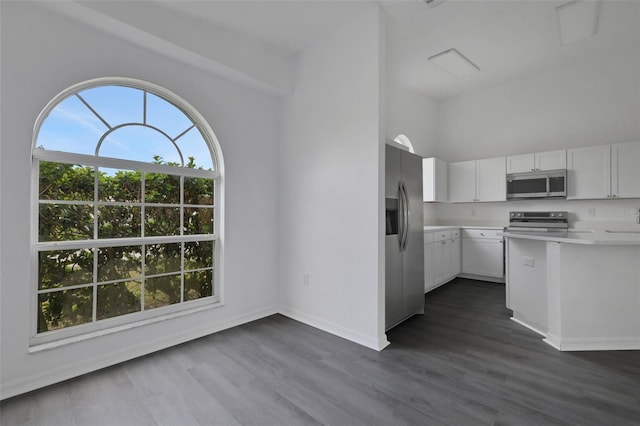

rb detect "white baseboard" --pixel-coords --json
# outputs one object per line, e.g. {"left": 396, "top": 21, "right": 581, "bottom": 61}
{"left": 543, "top": 333, "right": 562, "bottom": 350}
{"left": 457, "top": 273, "right": 505, "bottom": 284}
{"left": 278, "top": 305, "right": 389, "bottom": 351}
{"left": 545, "top": 335, "right": 640, "bottom": 351}
{"left": 0, "top": 305, "right": 279, "bottom": 400}
{"left": 510, "top": 316, "right": 547, "bottom": 338}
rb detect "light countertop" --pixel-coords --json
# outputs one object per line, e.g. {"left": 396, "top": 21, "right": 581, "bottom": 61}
{"left": 502, "top": 229, "right": 640, "bottom": 245}
{"left": 424, "top": 225, "right": 505, "bottom": 231}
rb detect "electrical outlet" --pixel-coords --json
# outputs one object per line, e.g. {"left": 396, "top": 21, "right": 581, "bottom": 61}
{"left": 471, "top": 208, "right": 476, "bottom": 217}
{"left": 523, "top": 256, "right": 535, "bottom": 267}
{"left": 588, "top": 207, "right": 596, "bottom": 217}
{"left": 303, "top": 273, "right": 310, "bottom": 286}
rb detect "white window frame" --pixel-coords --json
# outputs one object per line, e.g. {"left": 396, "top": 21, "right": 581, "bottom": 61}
{"left": 30, "top": 77, "right": 225, "bottom": 347}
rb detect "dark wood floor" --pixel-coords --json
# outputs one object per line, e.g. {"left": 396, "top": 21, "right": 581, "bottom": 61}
{"left": 2, "top": 278, "right": 639, "bottom": 426}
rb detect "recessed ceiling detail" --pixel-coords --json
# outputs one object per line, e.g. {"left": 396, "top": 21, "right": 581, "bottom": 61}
{"left": 428, "top": 48, "right": 480, "bottom": 78}
{"left": 556, "top": 0, "right": 601, "bottom": 45}
{"left": 423, "top": 0, "right": 446, "bottom": 8}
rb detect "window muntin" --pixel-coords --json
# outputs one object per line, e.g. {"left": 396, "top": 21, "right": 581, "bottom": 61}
{"left": 32, "top": 79, "right": 222, "bottom": 343}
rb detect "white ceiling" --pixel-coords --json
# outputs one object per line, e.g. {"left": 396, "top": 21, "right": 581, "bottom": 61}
{"left": 383, "top": 0, "right": 640, "bottom": 98}
{"left": 158, "top": 0, "right": 379, "bottom": 52}
{"left": 80, "top": 0, "right": 640, "bottom": 99}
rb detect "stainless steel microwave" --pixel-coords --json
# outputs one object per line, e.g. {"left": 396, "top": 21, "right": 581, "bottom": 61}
{"left": 506, "top": 169, "right": 567, "bottom": 200}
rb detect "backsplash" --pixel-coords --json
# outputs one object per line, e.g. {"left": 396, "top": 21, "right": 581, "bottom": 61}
{"left": 425, "top": 198, "right": 640, "bottom": 229}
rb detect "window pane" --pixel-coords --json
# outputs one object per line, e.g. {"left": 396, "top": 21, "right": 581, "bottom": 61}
{"left": 99, "top": 125, "right": 181, "bottom": 165}
{"left": 144, "top": 274, "right": 181, "bottom": 310}
{"left": 184, "top": 241, "right": 213, "bottom": 270}
{"left": 39, "top": 249, "right": 94, "bottom": 290}
{"left": 36, "top": 95, "right": 108, "bottom": 155}
{"left": 146, "top": 93, "right": 193, "bottom": 140}
{"left": 184, "top": 207, "right": 214, "bottom": 235}
{"left": 78, "top": 86, "right": 143, "bottom": 127}
{"left": 97, "top": 246, "right": 142, "bottom": 282}
{"left": 39, "top": 162, "right": 94, "bottom": 201}
{"left": 145, "top": 173, "right": 180, "bottom": 204}
{"left": 176, "top": 127, "right": 214, "bottom": 171}
{"left": 39, "top": 204, "right": 93, "bottom": 242}
{"left": 184, "top": 177, "right": 213, "bottom": 205}
{"left": 184, "top": 270, "right": 213, "bottom": 301}
{"left": 99, "top": 168, "right": 141, "bottom": 202}
{"left": 145, "top": 207, "right": 180, "bottom": 236}
{"left": 97, "top": 281, "right": 142, "bottom": 320}
{"left": 38, "top": 287, "right": 93, "bottom": 333}
{"left": 98, "top": 205, "right": 141, "bottom": 239}
{"left": 145, "top": 243, "right": 182, "bottom": 276}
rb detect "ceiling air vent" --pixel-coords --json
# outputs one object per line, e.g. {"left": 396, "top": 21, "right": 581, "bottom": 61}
{"left": 424, "top": 0, "right": 446, "bottom": 7}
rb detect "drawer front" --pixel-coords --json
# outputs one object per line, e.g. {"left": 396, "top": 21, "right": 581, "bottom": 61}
{"left": 424, "top": 231, "right": 435, "bottom": 244}
{"left": 433, "top": 230, "right": 452, "bottom": 242}
{"left": 462, "top": 228, "right": 502, "bottom": 240}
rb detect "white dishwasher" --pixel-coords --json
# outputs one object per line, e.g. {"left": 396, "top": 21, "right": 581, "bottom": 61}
{"left": 460, "top": 228, "right": 505, "bottom": 283}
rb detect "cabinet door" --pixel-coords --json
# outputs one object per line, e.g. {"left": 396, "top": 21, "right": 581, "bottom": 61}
{"left": 433, "top": 240, "right": 449, "bottom": 285}
{"left": 535, "top": 150, "right": 566, "bottom": 171}
{"left": 462, "top": 239, "right": 504, "bottom": 278}
{"left": 435, "top": 159, "right": 448, "bottom": 202}
{"left": 449, "top": 237, "right": 461, "bottom": 278}
{"left": 567, "top": 145, "right": 611, "bottom": 199}
{"left": 423, "top": 158, "right": 448, "bottom": 202}
{"left": 422, "top": 158, "right": 436, "bottom": 202}
{"left": 506, "top": 153, "right": 535, "bottom": 174}
{"left": 611, "top": 141, "right": 640, "bottom": 198}
{"left": 477, "top": 157, "right": 506, "bottom": 202}
{"left": 448, "top": 160, "right": 476, "bottom": 202}
{"left": 424, "top": 241, "right": 435, "bottom": 292}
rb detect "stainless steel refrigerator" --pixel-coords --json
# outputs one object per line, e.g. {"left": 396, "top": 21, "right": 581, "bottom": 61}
{"left": 385, "top": 144, "right": 425, "bottom": 330}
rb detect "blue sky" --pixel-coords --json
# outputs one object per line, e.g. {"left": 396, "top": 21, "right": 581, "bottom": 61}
{"left": 37, "top": 85, "right": 214, "bottom": 170}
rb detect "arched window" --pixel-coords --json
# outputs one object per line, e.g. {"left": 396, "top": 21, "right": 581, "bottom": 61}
{"left": 32, "top": 78, "right": 223, "bottom": 343}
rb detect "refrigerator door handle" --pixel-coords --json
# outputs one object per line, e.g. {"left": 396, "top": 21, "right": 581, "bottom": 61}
{"left": 398, "top": 182, "right": 405, "bottom": 250}
{"left": 400, "top": 182, "right": 409, "bottom": 251}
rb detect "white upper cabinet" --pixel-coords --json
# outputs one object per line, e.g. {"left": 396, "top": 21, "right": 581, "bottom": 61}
{"left": 422, "top": 158, "right": 448, "bottom": 202}
{"left": 567, "top": 145, "right": 611, "bottom": 199}
{"left": 477, "top": 157, "right": 507, "bottom": 202}
{"left": 611, "top": 141, "right": 640, "bottom": 198}
{"left": 506, "top": 150, "right": 566, "bottom": 174}
{"left": 448, "top": 160, "right": 477, "bottom": 202}
{"left": 568, "top": 142, "right": 640, "bottom": 199}
{"left": 449, "top": 157, "right": 506, "bottom": 202}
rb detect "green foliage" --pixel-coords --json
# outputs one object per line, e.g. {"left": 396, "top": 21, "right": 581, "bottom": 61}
{"left": 37, "top": 160, "right": 215, "bottom": 333}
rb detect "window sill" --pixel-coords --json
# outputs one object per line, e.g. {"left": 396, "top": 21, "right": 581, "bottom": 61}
{"left": 28, "top": 301, "right": 223, "bottom": 354}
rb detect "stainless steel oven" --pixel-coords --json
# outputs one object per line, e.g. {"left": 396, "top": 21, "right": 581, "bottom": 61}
{"left": 506, "top": 211, "right": 569, "bottom": 232}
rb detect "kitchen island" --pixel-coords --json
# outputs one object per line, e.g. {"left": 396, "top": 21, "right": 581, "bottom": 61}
{"left": 503, "top": 229, "right": 640, "bottom": 351}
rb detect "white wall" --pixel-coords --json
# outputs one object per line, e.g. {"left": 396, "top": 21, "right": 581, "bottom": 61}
{"left": 437, "top": 47, "right": 640, "bottom": 162}
{"left": 278, "top": 7, "right": 388, "bottom": 350}
{"left": 433, "top": 199, "right": 640, "bottom": 229}
{"left": 0, "top": 2, "right": 280, "bottom": 399}
{"left": 386, "top": 85, "right": 439, "bottom": 159}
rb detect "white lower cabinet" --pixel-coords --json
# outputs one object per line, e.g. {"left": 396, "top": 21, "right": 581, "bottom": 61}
{"left": 424, "top": 228, "right": 461, "bottom": 292}
{"left": 424, "top": 232, "right": 435, "bottom": 291}
{"left": 461, "top": 228, "right": 504, "bottom": 281}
